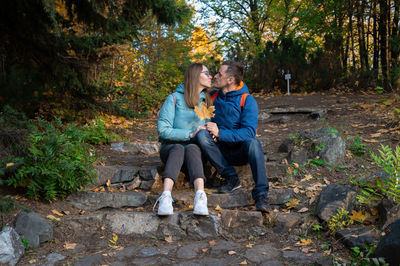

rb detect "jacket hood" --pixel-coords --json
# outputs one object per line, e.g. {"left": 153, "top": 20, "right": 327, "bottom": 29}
{"left": 225, "top": 81, "right": 249, "bottom": 97}
{"left": 175, "top": 83, "right": 185, "bottom": 94}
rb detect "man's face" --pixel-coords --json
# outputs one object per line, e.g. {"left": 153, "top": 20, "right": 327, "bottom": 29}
{"left": 213, "top": 65, "right": 230, "bottom": 89}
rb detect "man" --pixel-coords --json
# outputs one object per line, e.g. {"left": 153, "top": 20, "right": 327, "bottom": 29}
{"left": 194, "top": 60, "right": 270, "bottom": 212}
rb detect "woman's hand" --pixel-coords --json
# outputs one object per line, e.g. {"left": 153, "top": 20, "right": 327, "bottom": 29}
{"left": 190, "top": 125, "right": 206, "bottom": 139}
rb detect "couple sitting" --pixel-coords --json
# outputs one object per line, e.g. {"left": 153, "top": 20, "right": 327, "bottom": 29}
{"left": 156, "top": 60, "right": 270, "bottom": 216}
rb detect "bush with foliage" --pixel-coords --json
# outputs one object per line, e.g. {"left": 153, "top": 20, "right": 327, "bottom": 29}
{"left": 6, "top": 119, "right": 97, "bottom": 201}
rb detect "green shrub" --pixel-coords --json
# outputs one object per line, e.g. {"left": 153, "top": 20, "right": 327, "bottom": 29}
{"left": 7, "top": 119, "right": 97, "bottom": 201}
{"left": 349, "top": 136, "right": 367, "bottom": 157}
{"left": 82, "top": 118, "right": 119, "bottom": 145}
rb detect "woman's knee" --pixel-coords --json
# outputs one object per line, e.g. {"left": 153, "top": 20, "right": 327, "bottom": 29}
{"left": 185, "top": 144, "right": 201, "bottom": 154}
{"left": 170, "top": 144, "right": 185, "bottom": 154}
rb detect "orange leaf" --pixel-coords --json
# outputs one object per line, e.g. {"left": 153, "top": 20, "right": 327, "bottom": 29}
{"left": 6, "top": 163, "right": 14, "bottom": 168}
{"left": 64, "top": 242, "right": 77, "bottom": 250}
{"left": 239, "top": 260, "right": 248, "bottom": 265}
{"left": 164, "top": 236, "right": 173, "bottom": 243}
{"left": 214, "top": 205, "right": 223, "bottom": 211}
{"left": 300, "top": 238, "right": 313, "bottom": 246}
{"left": 106, "top": 179, "right": 111, "bottom": 187}
{"left": 194, "top": 103, "right": 215, "bottom": 120}
{"left": 349, "top": 210, "right": 369, "bottom": 223}
{"left": 286, "top": 199, "right": 300, "bottom": 209}
{"left": 51, "top": 209, "right": 64, "bottom": 217}
{"left": 208, "top": 240, "right": 216, "bottom": 246}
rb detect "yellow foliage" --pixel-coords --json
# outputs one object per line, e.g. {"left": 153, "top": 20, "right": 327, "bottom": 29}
{"left": 194, "top": 103, "right": 215, "bottom": 120}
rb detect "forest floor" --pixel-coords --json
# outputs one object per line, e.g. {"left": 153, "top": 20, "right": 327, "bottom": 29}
{"left": 2, "top": 91, "right": 400, "bottom": 265}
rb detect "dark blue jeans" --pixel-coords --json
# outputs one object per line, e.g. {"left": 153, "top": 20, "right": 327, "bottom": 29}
{"left": 195, "top": 129, "right": 269, "bottom": 200}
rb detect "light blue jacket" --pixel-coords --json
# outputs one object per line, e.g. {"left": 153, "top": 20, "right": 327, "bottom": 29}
{"left": 158, "top": 83, "right": 207, "bottom": 144}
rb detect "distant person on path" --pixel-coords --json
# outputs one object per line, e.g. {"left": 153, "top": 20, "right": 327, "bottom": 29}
{"left": 194, "top": 60, "right": 270, "bottom": 212}
{"left": 156, "top": 63, "right": 212, "bottom": 216}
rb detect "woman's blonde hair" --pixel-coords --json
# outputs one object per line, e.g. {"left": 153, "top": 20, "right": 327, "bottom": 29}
{"left": 184, "top": 63, "right": 212, "bottom": 108}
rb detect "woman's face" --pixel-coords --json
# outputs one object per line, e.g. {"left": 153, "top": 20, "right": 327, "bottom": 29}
{"left": 198, "top": 65, "right": 212, "bottom": 92}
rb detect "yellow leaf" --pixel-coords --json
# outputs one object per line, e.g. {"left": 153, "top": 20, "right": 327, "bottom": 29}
{"left": 239, "top": 260, "right": 248, "bottom": 265}
{"left": 165, "top": 236, "right": 173, "bottom": 243}
{"left": 228, "top": 250, "right": 236, "bottom": 255}
{"left": 64, "top": 242, "right": 77, "bottom": 249}
{"left": 109, "top": 233, "right": 118, "bottom": 245}
{"left": 363, "top": 139, "right": 378, "bottom": 143}
{"left": 46, "top": 214, "right": 60, "bottom": 221}
{"left": 101, "top": 226, "right": 105, "bottom": 230}
{"left": 370, "top": 133, "right": 382, "bottom": 138}
{"left": 6, "top": 163, "right": 14, "bottom": 167}
{"left": 208, "top": 240, "right": 216, "bottom": 246}
{"left": 194, "top": 103, "right": 215, "bottom": 120}
{"left": 202, "top": 248, "right": 209, "bottom": 252}
{"left": 246, "top": 243, "right": 254, "bottom": 248}
{"left": 106, "top": 179, "right": 111, "bottom": 187}
{"left": 188, "top": 204, "right": 194, "bottom": 210}
{"left": 214, "top": 205, "right": 223, "bottom": 211}
{"left": 282, "top": 247, "right": 292, "bottom": 251}
{"left": 349, "top": 210, "right": 369, "bottom": 223}
{"left": 51, "top": 209, "right": 64, "bottom": 217}
{"left": 300, "top": 174, "right": 313, "bottom": 182}
{"left": 293, "top": 163, "right": 299, "bottom": 169}
{"left": 300, "top": 238, "right": 313, "bottom": 246}
{"left": 286, "top": 167, "right": 294, "bottom": 175}
{"left": 286, "top": 199, "right": 300, "bottom": 209}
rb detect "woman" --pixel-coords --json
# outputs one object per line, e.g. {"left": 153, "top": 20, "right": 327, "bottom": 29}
{"left": 156, "top": 63, "right": 212, "bottom": 215}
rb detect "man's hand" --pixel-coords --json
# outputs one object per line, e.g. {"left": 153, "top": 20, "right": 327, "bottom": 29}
{"left": 190, "top": 125, "right": 206, "bottom": 139}
{"left": 205, "top": 122, "right": 219, "bottom": 141}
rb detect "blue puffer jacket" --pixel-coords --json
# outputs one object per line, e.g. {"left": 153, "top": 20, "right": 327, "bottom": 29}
{"left": 158, "top": 83, "right": 207, "bottom": 145}
{"left": 211, "top": 81, "right": 258, "bottom": 146}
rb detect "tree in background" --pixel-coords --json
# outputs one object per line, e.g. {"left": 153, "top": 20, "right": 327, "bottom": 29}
{"left": 0, "top": 0, "right": 190, "bottom": 117}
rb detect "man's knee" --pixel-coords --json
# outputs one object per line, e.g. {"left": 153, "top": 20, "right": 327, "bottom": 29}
{"left": 194, "top": 129, "right": 214, "bottom": 146}
{"left": 244, "top": 138, "right": 263, "bottom": 155}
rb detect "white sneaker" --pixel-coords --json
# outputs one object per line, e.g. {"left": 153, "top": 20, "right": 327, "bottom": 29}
{"left": 193, "top": 190, "right": 209, "bottom": 215}
{"left": 154, "top": 191, "right": 173, "bottom": 215}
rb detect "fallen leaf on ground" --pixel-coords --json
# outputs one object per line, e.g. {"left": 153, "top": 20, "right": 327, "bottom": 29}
{"left": 300, "top": 174, "right": 313, "bottom": 182}
{"left": 62, "top": 210, "right": 71, "bottom": 215}
{"left": 246, "top": 243, "right": 254, "bottom": 248}
{"left": 299, "top": 238, "right": 313, "bottom": 246}
{"left": 214, "top": 205, "right": 223, "bottom": 211}
{"left": 349, "top": 210, "right": 370, "bottom": 223}
{"left": 371, "top": 208, "right": 378, "bottom": 216}
{"left": 202, "top": 248, "right": 208, "bottom": 252}
{"left": 46, "top": 214, "right": 60, "bottom": 221}
{"left": 293, "top": 187, "right": 300, "bottom": 194}
{"left": 293, "top": 163, "right": 299, "bottom": 169}
{"left": 323, "top": 177, "right": 330, "bottom": 185}
{"left": 106, "top": 179, "right": 111, "bottom": 187}
{"left": 363, "top": 139, "right": 378, "bottom": 143}
{"left": 64, "top": 242, "right": 77, "bottom": 249}
{"left": 286, "top": 198, "right": 300, "bottom": 209}
{"left": 377, "top": 129, "right": 389, "bottom": 133}
{"left": 298, "top": 207, "right": 309, "bottom": 213}
{"left": 209, "top": 240, "right": 216, "bottom": 246}
{"left": 370, "top": 133, "right": 382, "bottom": 138}
{"left": 6, "top": 163, "right": 14, "bottom": 167}
{"left": 79, "top": 210, "right": 86, "bottom": 215}
{"left": 287, "top": 167, "right": 295, "bottom": 174}
{"left": 51, "top": 209, "right": 64, "bottom": 217}
{"left": 165, "top": 236, "right": 173, "bottom": 243}
{"left": 239, "top": 260, "right": 248, "bottom": 265}
{"left": 228, "top": 250, "right": 236, "bottom": 255}
{"left": 282, "top": 247, "right": 292, "bottom": 251}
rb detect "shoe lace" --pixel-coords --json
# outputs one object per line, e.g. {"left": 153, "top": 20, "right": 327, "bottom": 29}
{"left": 152, "top": 194, "right": 173, "bottom": 212}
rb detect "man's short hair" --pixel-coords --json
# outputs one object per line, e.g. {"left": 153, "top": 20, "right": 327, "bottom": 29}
{"left": 222, "top": 60, "right": 244, "bottom": 85}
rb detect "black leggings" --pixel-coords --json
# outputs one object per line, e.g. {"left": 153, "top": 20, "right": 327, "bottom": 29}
{"left": 160, "top": 143, "right": 205, "bottom": 184}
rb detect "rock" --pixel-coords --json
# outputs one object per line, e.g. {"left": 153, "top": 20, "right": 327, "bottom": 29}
{"left": 180, "top": 213, "right": 220, "bottom": 240}
{"left": 113, "top": 166, "right": 140, "bottom": 183}
{"left": 176, "top": 242, "right": 208, "bottom": 259}
{"left": 309, "top": 110, "right": 324, "bottom": 119}
{"left": 259, "top": 138, "right": 269, "bottom": 153}
{"left": 0, "top": 226, "right": 24, "bottom": 266}
{"left": 278, "top": 138, "right": 294, "bottom": 153}
{"left": 266, "top": 162, "right": 287, "bottom": 181}
{"left": 259, "top": 112, "right": 271, "bottom": 120}
{"left": 207, "top": 190, "right": 252, "bottom": 208}
{"left": 106, "top": 212, "right": 160, "bottom": 235}
{"left": 68, "top": 191, "right": 147, "bottom": 211}
{"left": 14, "top": 212, "right": 53, "bottom": 249}
{"left": 74, "top": 253, "right": 103, "bottom": 266}
{"left": 269, "top": 188, "right": 293, "bottom": 205}
{"left": 287, "top": 150, "right": 308, "bottom": 165}
{"left": 273, "top": 213, "right": 302, "bottom": 233}
{"left": 210, "top": 240, "right": 241, "bottom": 255}
{"left": 270, "top": 107, "right": 324, "bottom": 114}
{"left": 130, "top": 257, "right": 171, "bottom": 265}
{"left": 379, "top": 201, "right": 400, "bottom": 231}
{"left": 299, "top": 128, "right": 346, "bottom": 165}
{"left": 374, "top": 218, "right": 400, "bottom": 266}
{"left": 278, "top": 115, "right": 291, "bottom": 124}
{"left": 266, "top": 153, "right": 287, "bottom": 162}
{"left": 282, "top": 250, "right": 331, "bottom": 265}
{"left": 63, "top": 214, "right": 104, "bottom": 235}
{"left": 111, "top": 142, "right": 160, "bottom": 155}
{"left": 316, "top": 184, "right": 356, "bottom": 222}
{"left": 93, "top": 165, "right": 119, "bottom": 185}
{"left": 219, "top": 210, "right": 265, "bottom": 238}
{"left": 139, "top": 247, "right": 161, "bottom": 257}
{"left": 244, "top": 243, "right": 281, "bottom": 264}
{"left": 336, "top": 228, "right": 380, "bottom": 249}
{"left": 43, "top": 253, "right": 65, "bottom": 266}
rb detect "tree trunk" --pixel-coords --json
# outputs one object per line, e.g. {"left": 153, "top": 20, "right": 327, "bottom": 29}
{"left": 379, "top": 0, "right": 389, "bottom": 88}
{"left": 372, "top": 0, "right": 379, "bottom": 71}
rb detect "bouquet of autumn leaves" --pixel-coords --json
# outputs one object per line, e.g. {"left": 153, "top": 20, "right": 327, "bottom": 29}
{"left": 194, "top": 103, "right": 215, "bottom": 120}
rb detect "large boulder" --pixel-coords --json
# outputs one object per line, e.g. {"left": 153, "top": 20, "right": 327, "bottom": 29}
{"left": 0, "top": 226, "right": 24, "bottom": 266}
{"left": 14, "top": 212, "right": 53, "bottom": 249}
{"left": 374, "top": 218, "right": 400, "bottom": 265}
{"left": 111, "top": 142, "right": 160, "bottom": 155}
{"left": 316, "top": 184, "right": 356, "bottom": 221}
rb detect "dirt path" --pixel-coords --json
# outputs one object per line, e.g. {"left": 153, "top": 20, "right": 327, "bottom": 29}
{"left": 4, "top": 92, "right": 400, "bottom": 265}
